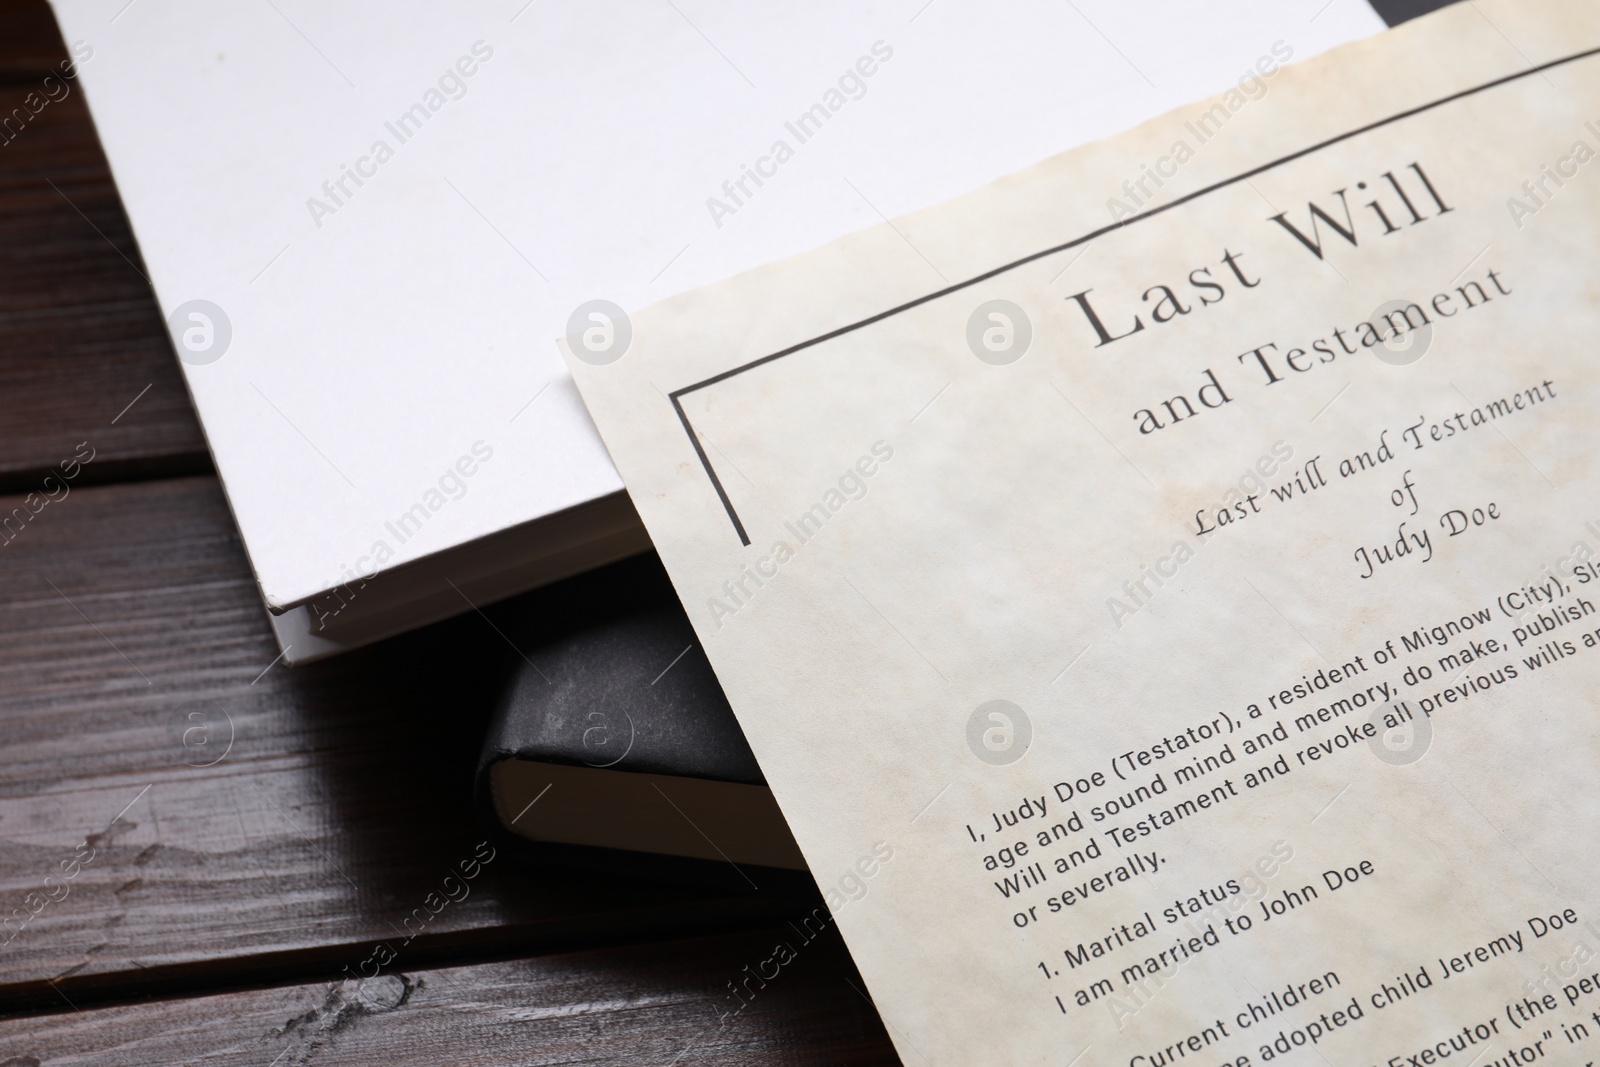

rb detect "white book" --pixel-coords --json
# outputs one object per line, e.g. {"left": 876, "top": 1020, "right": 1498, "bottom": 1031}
{"left": 48, "top": 0, "right": 1384, "bottom": 663}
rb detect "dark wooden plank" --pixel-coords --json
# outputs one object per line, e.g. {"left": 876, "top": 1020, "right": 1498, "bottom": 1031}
{"left": 0, "top": 475, "right": 810, "bottom": 1012}
{"left": 0, "top": 926, "right": 898, "bottom": 1065}
{"left": 0, "top": 0, "right": 69, "bottom": 82}
{"left": 0, "top": 8, "right": 210, "bottom": 492}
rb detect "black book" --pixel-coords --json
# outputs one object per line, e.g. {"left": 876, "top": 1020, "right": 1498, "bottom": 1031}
{"left": 475, "top": 554, "right": 806, "bottom": 880}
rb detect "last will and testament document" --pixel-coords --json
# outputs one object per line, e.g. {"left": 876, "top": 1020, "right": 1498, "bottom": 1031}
{"left": 566, "top": 2, "right": 1600, "bottom": 1063}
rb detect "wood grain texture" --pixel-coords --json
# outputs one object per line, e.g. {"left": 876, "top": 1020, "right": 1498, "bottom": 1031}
{"left": 0, "top": 11, "right": 210, "bottom": 492}
{"left": 0, "top": 0, "right": 68, "bottom": 82}
{"left": 0, "top": 476, "right": 813, "bottom": 1014}
{"left": 0, "top": 926, "right": 897, "bottom": 1065}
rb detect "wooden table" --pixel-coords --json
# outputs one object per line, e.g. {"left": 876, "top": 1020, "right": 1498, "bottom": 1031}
{"left": 0, "top": 5, "right": 896, "bottom": 1061}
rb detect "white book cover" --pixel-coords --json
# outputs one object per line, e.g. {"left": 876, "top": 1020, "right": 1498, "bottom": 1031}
{"left": 47, "top": 0, "right": 1384, "bottom": 663}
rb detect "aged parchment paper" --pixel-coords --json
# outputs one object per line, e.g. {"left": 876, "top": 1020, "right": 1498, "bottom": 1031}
{"left": 567, "top": 3, "right": 1600, "bottom": 1062}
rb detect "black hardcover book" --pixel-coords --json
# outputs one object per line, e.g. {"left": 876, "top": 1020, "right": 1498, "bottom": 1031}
{"left": 475, "top": 553, "right": 806, "bottom": 881}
